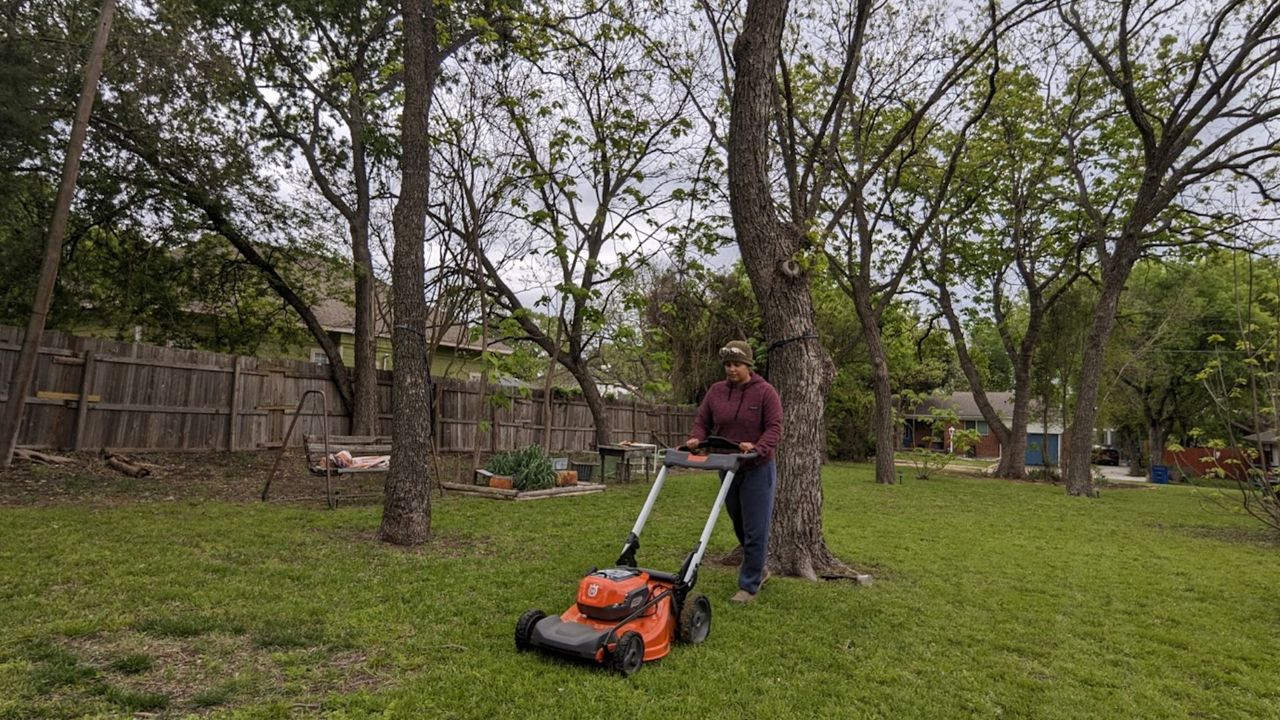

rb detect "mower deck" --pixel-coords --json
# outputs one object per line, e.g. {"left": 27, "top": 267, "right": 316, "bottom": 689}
{"left": 529, "top": 570, "right": 677, "bottom": 663}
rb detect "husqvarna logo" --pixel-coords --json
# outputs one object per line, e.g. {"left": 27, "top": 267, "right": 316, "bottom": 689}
{"left": 587, "top": 583, "right": 600, "bottom": 598}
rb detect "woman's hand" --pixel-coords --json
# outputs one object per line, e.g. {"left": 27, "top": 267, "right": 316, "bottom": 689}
{"left": 738, "top": 442, "right": 755, "bottom": 454}
{"left": 685, "top": 438, "right": 700, "bottom": 450}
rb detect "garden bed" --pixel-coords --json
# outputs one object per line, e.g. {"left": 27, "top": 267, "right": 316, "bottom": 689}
{"left": 439, "top": 481, "right": 606, "bottom": 501}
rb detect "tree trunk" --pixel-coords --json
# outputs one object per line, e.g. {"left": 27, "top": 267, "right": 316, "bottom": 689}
{"left": 846, "top": 259, "right": 895, "bottom": 483}
{"left": 351, "top": 222, "right": 379, "bottom": 436}
{"left": 1, "top": 0, "right": 116, "bottom": 468}
{"left": 728, "top": 0, "right": 850, "bottom": 580}
{"left": 1146, "top": 420, "right": 1165, "bottom": 483}
{"left": 936, "top": 281, "right": 1020, "bottom": 476}
{"left": 1000, "top": 323, "right": 1042, "bottom": 479}
{"left": 1064, "top": 261, "right": 1131, "bottom": 496}
{"left": 472, "top": 277, "right": 489, "bottom": 470}
{"left": 379, "top": 0, "right": 435, "bottom": 546}
{"left": 863, "top": 314, "right": 896, "bottom": 485}
{"left": 1124, "top": 429, "right": 1143, "bottom": 476}
{"left": 349, "top": 78, "right": 378, "bottom": 437}
{"left": 541, "top": 321, "right": 564, "bottom": 450}
{"left": 999, "top": 387, "right": 1030, "bottom": 477}
{"left": 568, "top": 360, "right": 612, "bottom": 448}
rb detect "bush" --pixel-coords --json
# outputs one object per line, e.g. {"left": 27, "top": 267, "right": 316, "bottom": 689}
{"left": 485, "top": 446, "right": 557, "bottom": 491}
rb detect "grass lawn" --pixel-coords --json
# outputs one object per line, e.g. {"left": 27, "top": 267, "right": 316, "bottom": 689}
{"left": 1, "top": 463, "right": 1278, "bottom": 719}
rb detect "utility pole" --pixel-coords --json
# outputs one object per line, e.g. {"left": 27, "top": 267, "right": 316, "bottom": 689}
{"left": 0, "top": 0, "right": 117, "bottom": 467}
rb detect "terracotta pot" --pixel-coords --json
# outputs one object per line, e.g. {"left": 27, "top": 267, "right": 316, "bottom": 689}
{"left": 556, "top": 470, "right": 579, "bottom": 487}
{"left": 489, "top": 475, "right": 514, "bottom": 490}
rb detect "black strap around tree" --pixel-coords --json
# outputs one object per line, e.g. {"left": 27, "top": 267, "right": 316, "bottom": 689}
{"left": 761, "top": 332, "right": 819, "bottom": 381}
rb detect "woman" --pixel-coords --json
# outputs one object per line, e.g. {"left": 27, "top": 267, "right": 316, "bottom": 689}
{"left": 685, "top": 340, "right": 783, "bottom": 604}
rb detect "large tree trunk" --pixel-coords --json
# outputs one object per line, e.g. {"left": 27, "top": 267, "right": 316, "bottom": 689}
{"left": 728, "top": 0, "right": 849, "bottom": 580}
{"left": 379, "top": 0, "right": 435, "bottom": 545}
{"left": 1064, "top": 261, "right": 1131, "bottom": 496}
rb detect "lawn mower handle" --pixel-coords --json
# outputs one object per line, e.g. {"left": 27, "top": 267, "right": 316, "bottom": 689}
{"left": 679, "top": 435, "right": 756, "bottom": 455}
{"left": 615, "top": 436, "right": 757, "bottom": 579}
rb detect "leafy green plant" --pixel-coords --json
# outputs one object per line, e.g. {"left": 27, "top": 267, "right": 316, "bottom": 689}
{"left": 905, "top": 406, "right": 981, "bottom": 480}
{"left": 485, "top": 446, "right": 558, "bottom": 491}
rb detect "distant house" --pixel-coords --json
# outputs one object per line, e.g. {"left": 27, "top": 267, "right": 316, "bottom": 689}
{"left": 306, "top": 295, "right": 513, "bottom": 381}
{"left": 900, "top": 391, "right": 1066, "bottom": 466}
{"left": 534, "top": 363, "right": 633, "bottom": 399}
{"left": 1242, "top": 430, "right": 1279, "bottom": 469}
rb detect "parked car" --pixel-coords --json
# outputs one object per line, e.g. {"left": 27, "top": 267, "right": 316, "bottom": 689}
{"left": 1091, "top": 446, "right": 1120, "bottom": 466}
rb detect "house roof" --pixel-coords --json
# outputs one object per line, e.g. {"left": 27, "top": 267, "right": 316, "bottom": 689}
{"left": 904, "top": 391, "right": 1061, "bottom": 427}
{"left": 1244, "top": 430, "right": 1277, "bottom": 443}
{"left": 312, "top": 289, "right": 513, "bottom": 356}
{"left": 905, "top": 392, "right": 1016, "bottom": 420}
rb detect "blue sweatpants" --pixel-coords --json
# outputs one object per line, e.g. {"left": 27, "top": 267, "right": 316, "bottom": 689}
{"left": 723, "top": 459, "right": 776, "bottom": 593}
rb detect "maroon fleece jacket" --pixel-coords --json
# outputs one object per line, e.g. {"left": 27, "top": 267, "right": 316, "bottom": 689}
{"left": 690, "top": 372, "right": 784, "bottom": 465}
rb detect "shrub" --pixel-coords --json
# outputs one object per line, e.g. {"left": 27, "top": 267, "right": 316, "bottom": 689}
{"left": 485, "top": 446, "right": 557, "bottom": 491}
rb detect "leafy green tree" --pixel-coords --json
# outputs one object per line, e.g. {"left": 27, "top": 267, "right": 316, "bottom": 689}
{"left": 630, "top": 265, "right": 762, "bottom": 406}
{"left": 1099, "top": 256, "right": 1231, "bottom": 480}
{"left": 201, "top": 0, "right": 403, "bottom": 434}
{"left": 1056, "top": 0, "right": 1280, "bottom": 496}
{"left": 0, "top": 3, "right": 339, "bottom": 363}
{"left": 763, "top": 0, "right": 1045, "bottom": 486}
{"left": 73, "top": 0, "right": 364, "bottom": 412}
{"left": 815, "top": 277, "right": 952, "bottom": 461}
{"left": 919, "top": 64, "right": 1092, "bottom": 479}
{"left": 1179, "top": 250, "right": 1280, "bottom": 532}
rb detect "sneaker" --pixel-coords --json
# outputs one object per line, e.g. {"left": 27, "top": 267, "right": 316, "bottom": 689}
{"left": 729, "top": 589, "right": 756, "bottom": 604}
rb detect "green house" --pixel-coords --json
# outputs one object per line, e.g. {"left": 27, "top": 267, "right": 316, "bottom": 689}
{"left": 306, "top": 296, "right": 512, "bottom": 380}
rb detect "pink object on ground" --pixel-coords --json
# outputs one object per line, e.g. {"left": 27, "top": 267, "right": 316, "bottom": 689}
{"left": 328, "top": 450, "right": 390, "bottom": 470}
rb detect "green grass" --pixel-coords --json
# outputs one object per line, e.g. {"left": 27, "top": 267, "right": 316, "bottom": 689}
{"left": 1, "top": 466, "right": 1278, "bottom": 718}
{"left": 107, "top": 653, "right": 153, "bottom": 675}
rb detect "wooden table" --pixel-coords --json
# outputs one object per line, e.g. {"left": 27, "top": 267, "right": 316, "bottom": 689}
{"left": 597, "top": 443, "right": 657, "bottom": 482}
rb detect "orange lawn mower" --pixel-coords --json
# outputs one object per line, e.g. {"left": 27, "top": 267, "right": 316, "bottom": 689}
{"left": 514, "top": 436, "right": 756, "bottom": 676}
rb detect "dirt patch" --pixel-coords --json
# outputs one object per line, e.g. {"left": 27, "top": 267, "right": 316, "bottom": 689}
{"left": 0, "top": 450, "right": 479, "bottom": 507}
{"left": 1175, "top": 524, "right": 1280, "bottom": 548}
{"left": 9, "top": 629, "right": 384, "bottom": 717}
{"left": 319, "top": 526, "right": 498, "bottom": 558}
{"left": 48, "top": 630, "right": 383, "bottom": 716}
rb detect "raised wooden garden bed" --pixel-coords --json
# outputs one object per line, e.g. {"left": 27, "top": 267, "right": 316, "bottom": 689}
{"left": 439, "top": 481, "right": 606, "bottom": 501}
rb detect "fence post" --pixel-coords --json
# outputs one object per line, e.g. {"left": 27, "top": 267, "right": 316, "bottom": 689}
{"left": 227, "top": 355, "right": 242, "bottom": 451}
{"left": 433, "top": 381, "right": 444, "bottom": 449}
{"left": 489, "top": 396, "right": 500, "bottom": 453}
{"left": 73, "top": 350, "right": 95, "bottom": 451}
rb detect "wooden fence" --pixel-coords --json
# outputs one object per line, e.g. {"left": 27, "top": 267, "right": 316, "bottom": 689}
{"left": 0, "top": 325, "right": 696, "bottom": 454}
